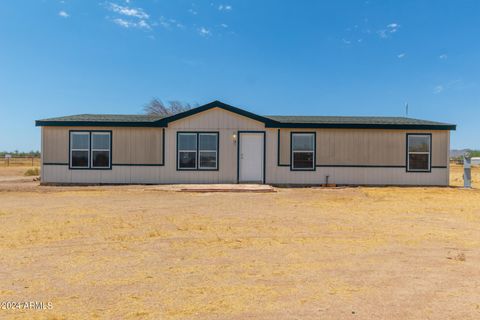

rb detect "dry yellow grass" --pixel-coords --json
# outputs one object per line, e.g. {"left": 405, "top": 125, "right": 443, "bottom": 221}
{"left": 0, "top": 166, "right": 479, "bottom": 319}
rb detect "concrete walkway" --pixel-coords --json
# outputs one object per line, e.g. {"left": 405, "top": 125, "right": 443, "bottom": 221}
{"left": 153, "top": 184, "right": 276, "bottom": 193}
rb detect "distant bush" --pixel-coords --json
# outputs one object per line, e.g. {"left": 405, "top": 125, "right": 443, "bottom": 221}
{"left": 24, "top": 167, "right": 40, "bottom": 176}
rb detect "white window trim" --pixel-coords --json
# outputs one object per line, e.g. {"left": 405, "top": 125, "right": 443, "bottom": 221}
{"left": 291, "top": 133, "right": 315, "bottom": 170}
{"left": 91, "top": 132, "right": 111, "bottom": 168}
{"left": 70, "top": 132, "right": 90, "bottom": 168}
{"left": 198, "top": 133, "right": 218, "bottom": 170}
{"left": 407, "top": 134, "right": 431, "bottom": 172}
{"left": 178, "top": 133, "right": 198, "bottom": 170}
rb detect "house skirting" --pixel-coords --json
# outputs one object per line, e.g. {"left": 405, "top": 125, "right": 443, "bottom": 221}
{"left": 41, "top": 164, "right": 449, "bottom": 186}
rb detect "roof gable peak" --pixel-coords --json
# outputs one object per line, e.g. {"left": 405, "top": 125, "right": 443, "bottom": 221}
{"left": 157, "top": 100, "right": 276, "bottom": 126}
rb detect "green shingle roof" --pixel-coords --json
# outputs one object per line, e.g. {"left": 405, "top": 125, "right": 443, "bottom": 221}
{"left": 264, "top": 115, "right": 453, "bottom": 127}
{"left": 37, "top": 114, "right": 164, "bottom": 123}
{"left": 35, "top": 101, "right": 456, "bottom": 130}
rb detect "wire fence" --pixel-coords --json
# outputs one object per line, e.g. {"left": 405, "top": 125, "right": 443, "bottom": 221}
{"left": 0, "top": 157, "right": 41, "bottom": 167}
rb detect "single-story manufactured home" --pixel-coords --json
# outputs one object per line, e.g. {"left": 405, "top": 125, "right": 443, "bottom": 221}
{"left": 36, "top": 101, "right": 456, "bottom": 186}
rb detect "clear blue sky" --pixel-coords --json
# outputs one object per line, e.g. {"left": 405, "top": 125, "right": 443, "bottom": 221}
{"left": 1, "top": 0, "right": 479, "bottom": 151}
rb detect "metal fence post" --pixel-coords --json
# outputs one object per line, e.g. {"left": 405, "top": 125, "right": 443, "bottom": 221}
{"left": 464, "top": 154, "right": 471, "bottom": 188}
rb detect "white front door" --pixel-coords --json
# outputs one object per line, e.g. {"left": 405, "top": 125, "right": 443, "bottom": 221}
{"left": 239, "top": 132, "right": 264, "bottom": 183}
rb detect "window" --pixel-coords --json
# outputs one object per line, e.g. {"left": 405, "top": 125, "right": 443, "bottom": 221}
{"left": 70, "top": 132, "right": 90, "bottom": 168}
{"left": 178, "top": 133, "right": 197, "bottom": 169}
{"left": 199, "top": 133, "right": 218, "bottom": 169}
{"left": 69, "top": 131, "right": 111, "bottom": 169}
{"left": 407, "top": 134, "right": 431, "bottom": 172}
{"left": 291, "top": 132, "right": 315, "bottom": 170}
{"left": 177, "top": 132, "right": 218, "bottom": 170}
{"left": 91, "top": 132, "right": 111, "bottom": 168}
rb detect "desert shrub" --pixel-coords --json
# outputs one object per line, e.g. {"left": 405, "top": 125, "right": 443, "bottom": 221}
{"left": 24, "top": 167, "right": 40, "bottom": 176}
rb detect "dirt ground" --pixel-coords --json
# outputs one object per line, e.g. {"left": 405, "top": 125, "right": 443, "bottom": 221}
{"left": 0, "top": 165, "right": 479, "bottom": 319}
{"left": 450, "top": 163, "right": 479, "bottom": 187}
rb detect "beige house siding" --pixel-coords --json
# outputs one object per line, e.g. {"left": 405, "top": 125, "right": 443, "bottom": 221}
{"left": 42, "top": 126, "right": 70, "bottom": 163}
{"left": 41, "top": 107, "right": 264, "bottom": 184}
{"left": 278, "top": 128, "right": 448, "bottom": 167}
{"left": 165, "top": 107, "right": 265, "bottom": 184}
{"left": 269, "top": 129, "right": 449, "bottom": 185}
{"left": 431, "top": 130, "right": 449, "bottom": 167}
{"left": 40, "top": 107, "right": 451, "bottom": 186}
{"left": 42, "top": 126, "right": 164, "bottom": 165}
{"left": 112, "top": 127, "right": 163, "bottom": 164}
